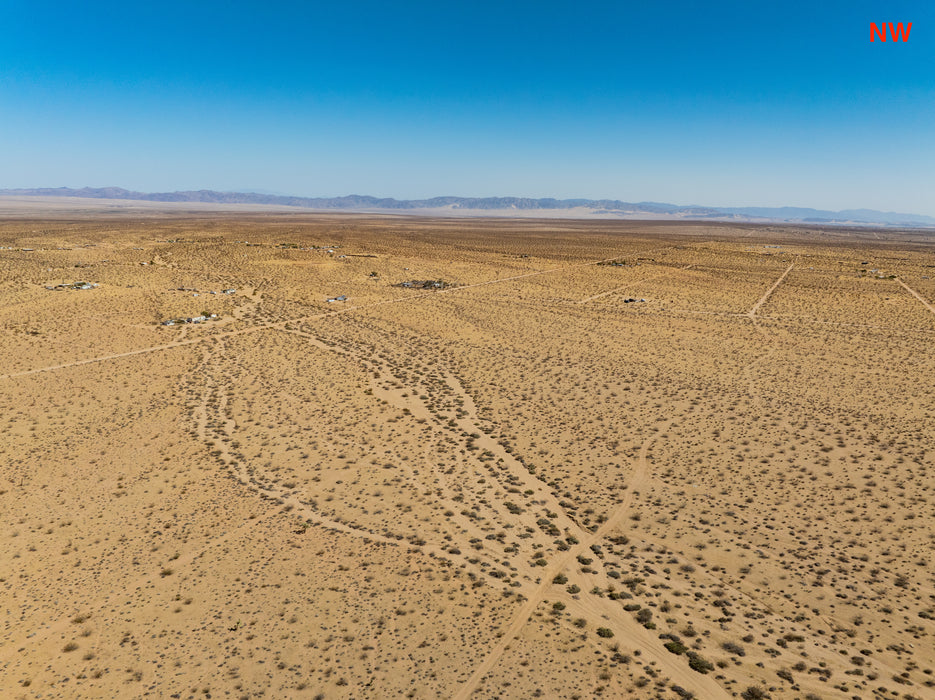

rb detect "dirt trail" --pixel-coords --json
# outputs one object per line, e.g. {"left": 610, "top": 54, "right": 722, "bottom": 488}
{"left": 193, "top": 333, "right": 522, "bottom": 595}
{"left": 748, "top": 261, "right": 794, "bottom": 317}
{"left": 278, "top": 326, "right": 590, "bottom": 563}
{"left": 897, "top": 278, "right": 935, "bottom": 315}
{"left": 578, "top": 264, "right": 693, "bottom": 304}
{"left": 275, "top": 326, "right": 736, "bottom": 694}
{"left": 273, "top": 327, "right": 498, "bottom": 546}
{"left": 0, "top": 336, "right": 214, "bottom": 379}
{"left": 194, "top": 338, "right": 423, "bottom": 550}
{"left": 452, "top": 430, "right": 731, "bottom": 700}
{"left": 441, "top": 373, "right": 588, "bottom": 539}
{"left": 736, "top": 315, "right": 845, "bottom": 637}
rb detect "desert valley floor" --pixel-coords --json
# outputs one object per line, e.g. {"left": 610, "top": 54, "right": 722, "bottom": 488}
{"left": 1, "top": 213, "right": 934, "bottom": 699}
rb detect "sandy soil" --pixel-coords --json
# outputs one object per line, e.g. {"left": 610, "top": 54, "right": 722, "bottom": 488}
{"left": 1, "top": 213, "right": 934, "bottom": 699}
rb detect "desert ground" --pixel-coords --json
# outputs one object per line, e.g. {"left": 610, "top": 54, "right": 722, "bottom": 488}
{"left": 1, "top": 212, "right": 933, "bottom": 699}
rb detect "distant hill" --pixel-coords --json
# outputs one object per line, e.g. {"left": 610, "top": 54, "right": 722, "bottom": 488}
{"left": 2, "top": 187, "right": 933, "bottom": 227}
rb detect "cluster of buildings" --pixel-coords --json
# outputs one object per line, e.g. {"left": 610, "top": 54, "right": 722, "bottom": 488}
{"left": 398, "top": 279, "right": 451, "bottom": 289}
{"left": 248, "top": 241, "right": 340, "bottom": 253}
{"left": 172, "top": 287, "right": 236, "bottom": 297}
{"left": 161, "top": 313, "right": 219, "bottom": 326}
{"left": 45, "top": 281, "right": 99, "bottom": 291}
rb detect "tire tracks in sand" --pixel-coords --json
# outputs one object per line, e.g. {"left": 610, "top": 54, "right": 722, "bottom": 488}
{"left": 277, "top": 324, "right": 732, "bottom": 698}
{"left": 452, "top": 430, "right": 732, "bottom": 700}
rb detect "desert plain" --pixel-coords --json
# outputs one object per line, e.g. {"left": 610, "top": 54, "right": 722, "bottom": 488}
{"left": 1, "top": 211, "right": 934, "bottom": 699}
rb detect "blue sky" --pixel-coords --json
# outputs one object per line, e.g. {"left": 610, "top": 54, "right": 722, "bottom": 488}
{"left": 1, "top": 1, "right": 932, "bottom": 213}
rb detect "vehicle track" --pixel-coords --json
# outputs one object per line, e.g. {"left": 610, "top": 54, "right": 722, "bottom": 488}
{"left": 277, "top": 326, "right": 593, "bottom": 564}
{"left": 272, "top": 322, "right": 738, "bottom": 696}
{"left": 273, "top": 324, "right": 738, "bottom": 695}
{"left": 897, "top": 277, "right": 935, "bottom": 315}
{"left": 577, "top": 264, "right": 693, "bottom": 304}
{"left": 193, "top": 334, "right": 523, "bottom": 586}
{"left": 748, "top": 261, "right": 795, "bottom": 317}
{"left": 451, "top": 429, "right": 732, "bottom": 700}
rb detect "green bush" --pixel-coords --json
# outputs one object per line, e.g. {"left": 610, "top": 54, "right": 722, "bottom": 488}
{"left": 686, "top": 651, "right": 714, "bottom": 674}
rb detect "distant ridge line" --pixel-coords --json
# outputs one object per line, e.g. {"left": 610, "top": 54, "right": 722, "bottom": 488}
{"left": 2, "top": 187, "right": 934, "bottom": 227}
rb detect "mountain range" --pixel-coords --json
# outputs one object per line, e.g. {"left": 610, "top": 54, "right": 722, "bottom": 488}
{"left": 2, "top": 187, "right": 933, "bottom": 227}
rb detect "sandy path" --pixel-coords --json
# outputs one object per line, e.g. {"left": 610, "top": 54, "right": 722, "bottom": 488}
{"left": 578, "top": 264, "right": 693, "bottom": 304}
{"left": 194, "top": 334, "right": 522, "bottom": 594}
{"left": 195, "top": 338, "right": 426, "bottom": 550}
{"left": 272, "top": 327, "right": 498, "bottom": 547}
{"left": 276, "top": 325, "right": 732, "bottom": 696}
{"left": 277, "top": 326, "right": 591, "bottom": 561}
{"left": 0, "top": 336, "right": 218, "bottom": 379}
{"left": 736, "top": 316, "right": 846, "bottom": 640}
{"left": 748, "top": 261, "right": 794, "bottom": 317}
{"left": 440, "top": 374, "right": 589, "bottom": 540}
{"left": 451, "top": 430, "right": 731, "bottom": 700}
{"left": 897, "top": 278, "right": 935, "bottom": 315}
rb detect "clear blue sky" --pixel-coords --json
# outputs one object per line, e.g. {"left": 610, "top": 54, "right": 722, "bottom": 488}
{"left": 1, "top": 1, "right": 932, "bottom": 213}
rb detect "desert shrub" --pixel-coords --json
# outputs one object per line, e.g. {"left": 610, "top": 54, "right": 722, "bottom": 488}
{"left": 596, "top": 627, "right": 614, "bottom": 638}
{"left": 686, "top": 651, "right": 714, "bottom": 674}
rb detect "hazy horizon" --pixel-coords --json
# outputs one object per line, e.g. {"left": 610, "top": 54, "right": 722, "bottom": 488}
{"left": 1, "top": 1, "right": 933, "bottom": 215}
{"left": 5, "top": 185, "right": 935, "bottom": 221}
